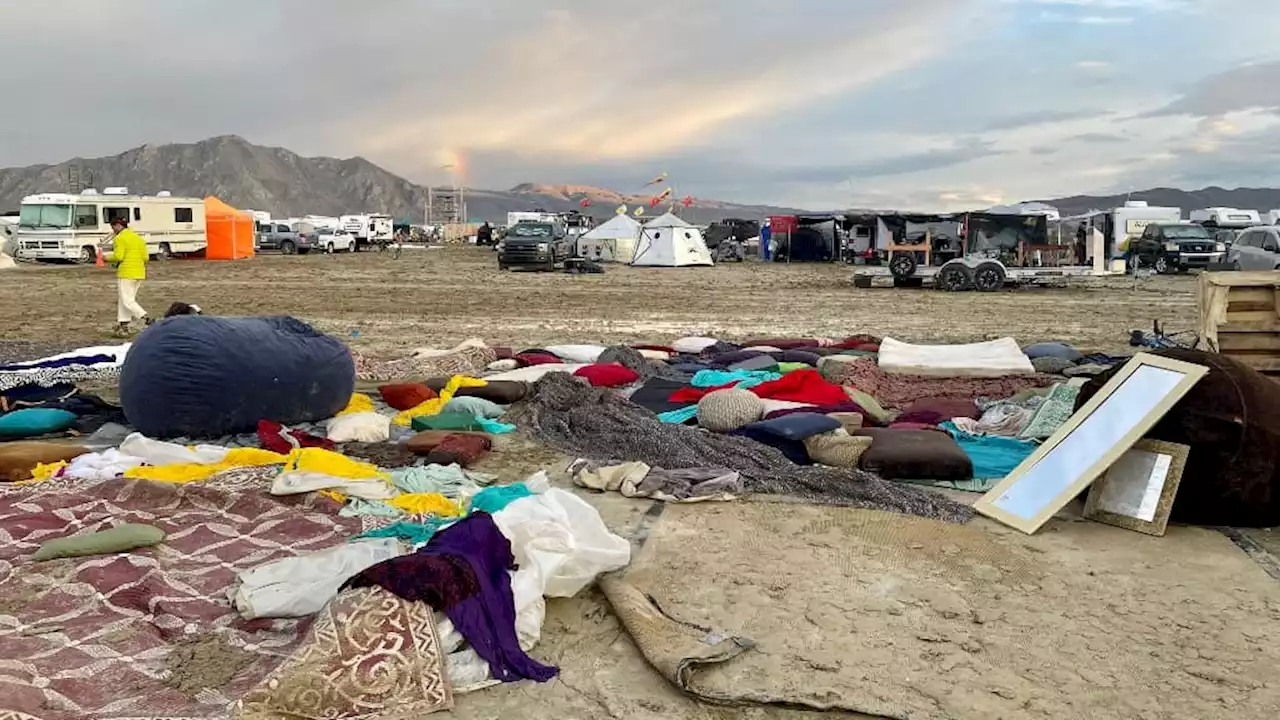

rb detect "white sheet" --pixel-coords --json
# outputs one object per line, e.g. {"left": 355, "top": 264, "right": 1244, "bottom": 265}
{"left": 878, "top": 337, "right": 1035, "bottom": 377}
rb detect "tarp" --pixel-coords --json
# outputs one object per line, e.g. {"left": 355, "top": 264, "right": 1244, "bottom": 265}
{"left": 204, "top": 196, "right": 255, "bottom": 260}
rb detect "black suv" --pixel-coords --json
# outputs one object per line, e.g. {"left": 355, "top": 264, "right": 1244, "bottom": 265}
{"left": 497, "top": 221, "right": 573, "bottom": 270}
{"left": 1128, "top": 223, "right": 1225, "bottom": 274}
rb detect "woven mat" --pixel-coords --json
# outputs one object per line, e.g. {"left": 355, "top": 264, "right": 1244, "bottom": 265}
{"left": 608, "top": 502, "right": 1280, "bottom": 720}
{"left": 0, "top": 473, "right": 362, "bottom": 719}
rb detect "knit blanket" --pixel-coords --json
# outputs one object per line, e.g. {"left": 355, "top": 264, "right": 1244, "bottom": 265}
{"left": 0, "top": 473, "right": 362, "bottom": 719}
{"left": 511, "top": 373, "right": 972, "bottom": 523}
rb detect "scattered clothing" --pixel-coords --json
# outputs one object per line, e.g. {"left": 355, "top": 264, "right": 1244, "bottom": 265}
{"left": 507, "top": 373, "right": 974, "bottom": 523}
{"left": 346, "top": 513, "right": 559, "bottom": 684}
{"left": 125, "top": 447, "right": 287, "bottom": 483}
{"left": 335, "top": 393, "right": 376, "bottom": 416}
{"left": 357, "top": 519, "right": 457, "bottom": 546}
{"left": 941, "top": 421, "right": 1038, "bottom": 481}
{"left": 952, "top": 403, "right": 1035, "bottom": 437}
{"left": 1019, "top": 383, "right": 1081, "bottom": 439}
{"left": 570, "top": 459, "right": 742, "bottom": 502}
{"left": 470, "top": 483, "right": 534, "bottom": 514}
{"left": 232, "top": 538, "right": 405, "bottom": 619}
{"left": 271, "top": 470, "right": 395, "bottom": 500}
{"left": 394, "top": 375, "right": 489, "bottom": 426}
{"left": 387, "top": 492, "right": 464, "bottom": 517}
{"left": 748, "top": 369, "right": 849, "bottom": 406}
{"left": 283, "top": 447, "right": 388, "bottom": 481}
{"left": 257, "top": 419, "right": 336, "bottom": 454}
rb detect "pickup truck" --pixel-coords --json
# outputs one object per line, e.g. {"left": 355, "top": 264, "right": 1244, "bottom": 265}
{"left": 255, "top": 223, "right": 312, "bottom": 255}
{"left": 497, "top": 221, "right": 573, "bottom": 270}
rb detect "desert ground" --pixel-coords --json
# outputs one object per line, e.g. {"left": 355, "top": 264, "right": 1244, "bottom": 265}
{"left": 4, "top": 249, "right": 1275, "bottom": 720}
{"left": 0, "top": 246, "right": 1200, "bottom": 355}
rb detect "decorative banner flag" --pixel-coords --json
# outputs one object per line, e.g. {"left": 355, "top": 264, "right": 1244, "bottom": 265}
{"left": 633, "top": 206, "right": 646, "bottom": 217}
{"left": 579, "top": 198, "right": 593, "bottom": 208}
{"left": 681, "top": 195, "right": 694, "bottom": 208}
{"left": 616, "top": 204, "right": 628, "bottom": 215}
{"left": 649, "top": 187, "right": 673, "bottom": 207}
{"left": 643, "top": 172, "right": 668, "bottom": 187}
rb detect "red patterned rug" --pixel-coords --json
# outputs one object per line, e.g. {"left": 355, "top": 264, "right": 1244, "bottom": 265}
{"left": 0, "top": 470, "right": 363, "bottom": 720}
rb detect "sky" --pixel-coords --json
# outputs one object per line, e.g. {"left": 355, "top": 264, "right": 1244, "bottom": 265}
{"left": 3, "top": 0, "right": 1280, "bottom": 210}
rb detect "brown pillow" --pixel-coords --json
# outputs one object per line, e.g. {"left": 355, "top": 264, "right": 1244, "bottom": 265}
{"left": 405, "top": 430, "right": 492, "bottom": 455}
{"left": 423, "top": 378, "right": 528, "bottom": 404}
{"left": 854, "top": 428, "right": 973, "bottom": 480}
{"left": 0, "top": 442, "right": 90, "bottom": 482}
{"left": 896, "top": 397, "right": 980, "bottom": 425}
{"left": 378, "top": 383, "right": 436, "bottom": 411}
{"left": 423, "top": 434, "right": 493, "bottom": 467}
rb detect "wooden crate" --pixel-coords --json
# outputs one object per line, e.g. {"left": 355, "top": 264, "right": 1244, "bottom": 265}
{"left": 1198, "top": 271, "right": 1280, "bottom": 378}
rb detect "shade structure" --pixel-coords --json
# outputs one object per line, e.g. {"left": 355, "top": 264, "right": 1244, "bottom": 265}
{"left": 204, "top": 196, "right": 255, "bottom": 260}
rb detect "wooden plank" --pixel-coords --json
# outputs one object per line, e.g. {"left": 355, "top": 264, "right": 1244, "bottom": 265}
{"left": 1217, "top": 333, "right": 1280, "bottom": 351}
{"left": 1220, "top": 310, "right": 1280, "bottom": 332}
{"left": 1226, "top": 287, "right": 1279, "bottom": 312}
{"left": 1203, "top": 270, "right": 1280, "bottom": 288}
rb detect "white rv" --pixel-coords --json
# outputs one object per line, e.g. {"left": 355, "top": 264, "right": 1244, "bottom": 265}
{"left": 16, "top": 189, "right": 208, "bottom": 262}
{"left": 1190, "top": 207, "right": 1260, "bottom": 229}
{"left": 1081, "top": 201, "right": 1181, "bottom": 260}
{"left": 341, "top": 213, "right": 394, "bottom": 249}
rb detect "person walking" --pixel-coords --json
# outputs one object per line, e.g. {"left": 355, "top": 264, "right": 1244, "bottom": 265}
{"left": 759, "top": 218, "right": 772, "bottom": 261}
{"left": 102, "top": 216, "right": 150, "bottom": 336}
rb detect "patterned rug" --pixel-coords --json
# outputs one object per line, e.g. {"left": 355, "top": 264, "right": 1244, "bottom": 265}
{"left": 0, "top": 472, "right": 364, "bottom": 719}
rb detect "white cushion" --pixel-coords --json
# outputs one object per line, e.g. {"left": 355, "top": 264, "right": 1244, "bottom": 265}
{"left": 544, "top": 344, "right": 606, "bottom": 363}
{"left": 672, "top": 336, "right": 719, "bottom": 354}
{"left": 326, "top": 412, "right": 391, "bottom": 443}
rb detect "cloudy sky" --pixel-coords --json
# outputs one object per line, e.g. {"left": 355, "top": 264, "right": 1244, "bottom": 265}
{"left": 3, "top": 0, "right": 1279, "bottom": 209}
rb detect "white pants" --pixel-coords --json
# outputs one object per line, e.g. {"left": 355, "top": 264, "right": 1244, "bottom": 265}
{"left": 117, "top": 278, "right": 147, "bottom": 323}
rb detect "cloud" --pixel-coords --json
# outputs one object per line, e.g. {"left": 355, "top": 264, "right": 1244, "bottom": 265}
{"left": 0, "top": 0, "right": 1278, "bottom": 212}
{"left": 983, "top": 110, "right": 1103, "bottom": 131}
{"left": 1147, "top": 61, "right": 1280, "bottom": 117}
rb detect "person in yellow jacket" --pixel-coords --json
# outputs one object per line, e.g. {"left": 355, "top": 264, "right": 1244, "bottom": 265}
{"left": 103, "top": 216, "right": 151, "bottom": 335}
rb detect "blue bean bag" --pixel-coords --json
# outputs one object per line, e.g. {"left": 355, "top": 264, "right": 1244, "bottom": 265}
{"left": 119, "top": 316, "right": 354, "bottom": 438}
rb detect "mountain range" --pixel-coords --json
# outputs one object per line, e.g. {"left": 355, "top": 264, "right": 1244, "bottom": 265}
{"left": 1, "top": 135, "right": 1278, "bottom": 222}
{"left": 0, "top": 136, "right": 798, "bottom": 223}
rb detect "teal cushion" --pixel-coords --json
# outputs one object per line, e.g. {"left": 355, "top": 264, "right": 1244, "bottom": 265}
{"left": 0, "top": 408, "right": 78, "bottom": 438}
{"left": 443, "top": 396, "right": 507, "bottom": 419}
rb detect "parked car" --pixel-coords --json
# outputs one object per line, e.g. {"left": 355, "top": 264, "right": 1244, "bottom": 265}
{"left": 497, "top": 221, "right": 573, "bottom": 270}
{"left": 316, "top": 228, "right": 356, "bottom": 253}
{"left": 255, "top": 223, "right": 311, "bottom": 255}
{"left": 1227, "top": 226, "right": 1280, "bottom": 270}
{"left": 1128, "top": 222, "right": 1225, "bottom": 274}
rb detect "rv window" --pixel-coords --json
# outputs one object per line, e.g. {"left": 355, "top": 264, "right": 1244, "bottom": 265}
{"left": 174, "top": 207, "right": 194, "bottom": 223}
{"left": 103, "top": 207, "right": 130, "bottom": 225}
{"left": 133, "top": 208, "right": 141, "bottom": 221}
{"left": 73, "top": 205, "right": 98, "bottom": 228}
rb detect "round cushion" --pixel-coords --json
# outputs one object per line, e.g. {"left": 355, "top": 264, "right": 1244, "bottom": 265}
{"left": 803, "top": 432, "right": 873, "bottom": 469}
{"left": 1022, "top": 342, "right": 1083, "bottom": 362}
{"left": 1030, "top": 356, "right": 1074, "bottom": 374}
{"left": 697, "top": 388, "right": 764, "bottom": 432}
{"left": 672, "top": 336, "right": 719, "bottom": 355}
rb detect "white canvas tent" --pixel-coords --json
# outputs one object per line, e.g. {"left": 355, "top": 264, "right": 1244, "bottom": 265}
{"left": 577, "top": 214, "right": 642, "bottom": 263}
{"left": 631, "top": 212, "right": 714, "bottom": 267}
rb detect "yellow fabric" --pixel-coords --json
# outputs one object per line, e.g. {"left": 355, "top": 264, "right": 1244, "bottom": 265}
{"left": 125, "top": 447, "right": 287, "bottom": 483}
{"left": 336, "top": 393, "right": 375, "bottom": 417}
{"left": 393, "top": 375, "right": 487, "bottom": 426}
{"left": 106, "top": 228, "right": 149, "bottom": 280}
{"left": 386, "top": 493, "right": 463, "bottom": 517}
{"left": 318, "top": 490, "right": 347, "bottom": 504}
{"left": 283, "top": 447, "right": 389, "bottom": 481}
{"left": 21, "top": 461, "right": 68, "bottom": 484}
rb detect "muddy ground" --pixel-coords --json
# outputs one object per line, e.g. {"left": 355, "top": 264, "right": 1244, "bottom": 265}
{"left": 0, "top": 246, "right": 1199, "bottom": 354}
{"left": 3, "top": 248, "right": 1265, "bottom": 720}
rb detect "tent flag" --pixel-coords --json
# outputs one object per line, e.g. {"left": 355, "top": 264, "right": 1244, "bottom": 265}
{"left": 649, "top": 187, "right": 673, "bottom": 207}
{"left": 633, "top": 206, "right": 646, "bottom": 217}
{"left": 681, "top": 195, "right": 694, "bottom": 208}
{"left": 579, "top": 198, "right": 593, "bottom": 207}
{"left": 643, "top": 172, "right": 668, "bottom": 187}
{"left": 616, "top": 204, "right": 628, "bottom": 215}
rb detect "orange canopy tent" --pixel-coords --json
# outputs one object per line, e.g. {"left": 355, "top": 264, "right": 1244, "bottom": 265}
{"left": 204, "top": 197, "right": 255, "bottom": 260}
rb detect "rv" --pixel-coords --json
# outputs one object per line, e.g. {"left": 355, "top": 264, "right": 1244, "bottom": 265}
{"left": 1268, "top": 209, "right": 1280, "bottom": 226}
{"left": 340, "top": 214, "right": 393, "bottom": 249}
{"left": 15, "top": 189, "right": 208, "bottom": 263}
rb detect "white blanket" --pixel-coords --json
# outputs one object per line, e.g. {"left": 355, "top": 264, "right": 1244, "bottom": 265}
{"left": 878, "top": 337, "right": 1035, "bottom": 377}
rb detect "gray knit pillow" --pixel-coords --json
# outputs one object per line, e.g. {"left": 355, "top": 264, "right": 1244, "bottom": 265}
{"left": 697, "top": 388, "right": 764, "bottom": 432}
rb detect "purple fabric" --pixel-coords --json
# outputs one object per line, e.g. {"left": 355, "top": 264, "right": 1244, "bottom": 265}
{"left": 345, "top": 513, "right": 558, "bottom": 684}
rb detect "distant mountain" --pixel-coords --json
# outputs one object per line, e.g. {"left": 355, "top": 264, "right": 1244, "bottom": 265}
{"left": 0, "top": 136, "right": 798, "bottom": 223}
{"left": 1036, "top": 187, "right": 1280, "bottom": 218}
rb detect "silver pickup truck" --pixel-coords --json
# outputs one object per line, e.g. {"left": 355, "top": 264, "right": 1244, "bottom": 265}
{"left": 254, "top": 223, "right": 313, "bottom": 255}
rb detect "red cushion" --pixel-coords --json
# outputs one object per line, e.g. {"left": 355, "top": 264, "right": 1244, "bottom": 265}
{"left": 516, "top": 352, "right": 562, "bottom": 366}
{"left": 378, "top": 383, "right": 437, "bottom": 411}
{"left": 573, "top": 363, "right": 641, "bottom": 388}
